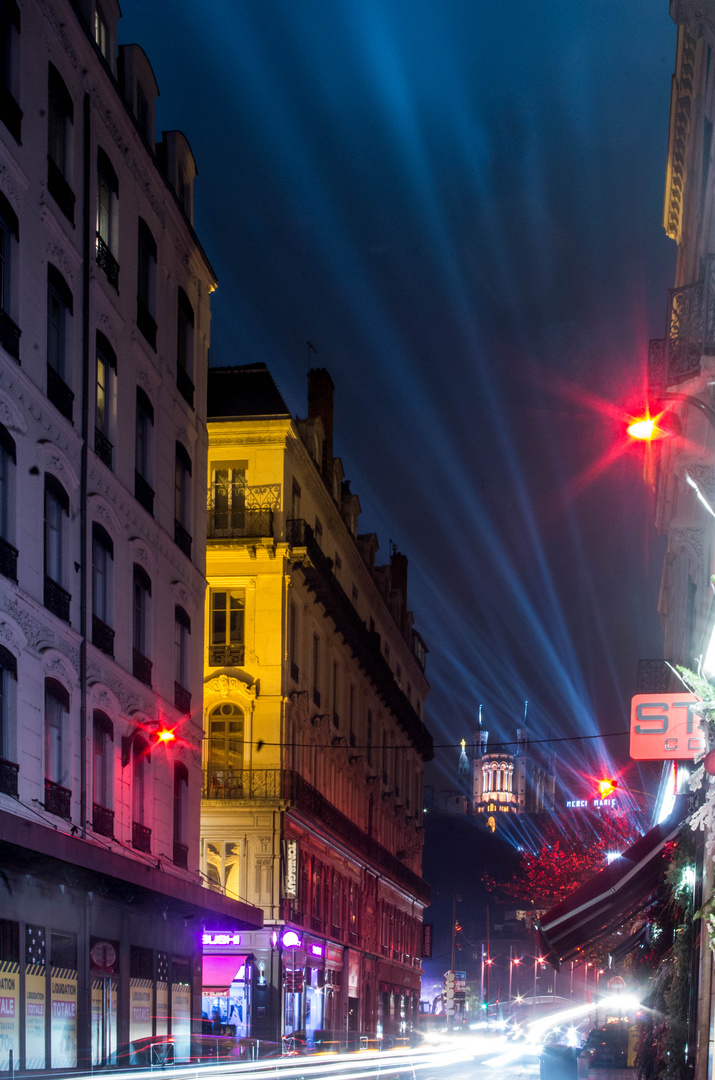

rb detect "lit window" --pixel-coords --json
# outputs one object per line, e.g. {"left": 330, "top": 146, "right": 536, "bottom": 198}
{"left": 208, "top": 702, "right": 244, "bottom": 786}
{"left": 94, "top": 332, "right": 116, "bottom": 468}
{"left": 209, "top": 463, "right": 246, "bottom": 536}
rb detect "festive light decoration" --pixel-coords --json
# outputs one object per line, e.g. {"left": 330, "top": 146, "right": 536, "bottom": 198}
{"left": 598, "top": 778, "right": 617, "bottom": 798}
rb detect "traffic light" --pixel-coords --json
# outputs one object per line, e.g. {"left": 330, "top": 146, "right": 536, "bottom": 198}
{"left": 598, "top": 778, "right": 617, "bottom": 798}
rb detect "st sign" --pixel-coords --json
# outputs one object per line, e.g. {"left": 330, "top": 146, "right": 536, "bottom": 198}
{"left": 630, "top": 694, "right": 704, "bottom": 760}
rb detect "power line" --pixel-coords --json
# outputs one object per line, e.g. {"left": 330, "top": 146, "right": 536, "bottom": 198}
{"left": 256, "top": 729, "right": 631, "bottom": 751}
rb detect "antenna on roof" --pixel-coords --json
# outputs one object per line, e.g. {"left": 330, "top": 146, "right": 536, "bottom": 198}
{"left": 306, "top": 340, "right": 318, "bottom": 363}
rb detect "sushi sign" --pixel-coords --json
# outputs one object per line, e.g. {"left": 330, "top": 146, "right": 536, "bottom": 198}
{"left": 630, "top": 694, "right": 705, "bottom": 760}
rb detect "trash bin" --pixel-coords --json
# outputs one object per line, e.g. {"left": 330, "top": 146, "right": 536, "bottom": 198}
{"left": 539, "top": 1043, "right": 579, "bottom": 1080}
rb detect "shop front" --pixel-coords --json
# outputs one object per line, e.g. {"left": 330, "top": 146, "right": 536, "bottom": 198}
{"left": 201, "top": 940, "right": 251, "bottom": 1039}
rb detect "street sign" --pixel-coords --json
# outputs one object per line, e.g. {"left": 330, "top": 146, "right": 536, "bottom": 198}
{"left": 630, "top": 694, "right": 704, "bottom": 760}
{"left": 609, "top": 976, "right": 625, "bottom": 990}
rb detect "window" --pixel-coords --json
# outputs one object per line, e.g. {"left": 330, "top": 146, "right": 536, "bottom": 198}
{"left": 136, "top": 84, "right": 149, "bottom": 140}
{"left": 134, "top": 387, "right": 154, "bottom": 514}
{"left": 209, "top": 462, "right": 246, "bottom": 537}
{"left": 174, "top": 442, "right": 192, "bottom": 558}
{"left": 96, "top": 148, "right": 118, "bottom": 289}
{"left": 176, "top": 288, "right": 194, "bottom": 407}
{"left": 47, "top": 64, "right": 74, "bottom": 223}
{"left": 314, "top": 516, "right": 322, "bottom": 544}
{"left": 332, "top": 661, "right": 339, "bottom": 728}
{"left": 137, "top": 217, "right": 157, "bottom": 348}
{"left": 131, "top": 735, "right": 150, "bottom": 850}
{"left": 173, "top": 763, "right": 188, "bottom": 868}
{"left": 132, "top": 565, "right": 152, "bottom": 685}
{"left": 312, "top": 635, "right": 320, "bottom": 707}
{"left": 94, "top": 332, "right": 116, "bottom": 469}
{"left": 94, "top": 3, "right": 109, "bottom": 58}
{"left": 367, "top": 709, "right": 373, "bottom": 765}
{"left": 331, "top": 871, "right": 342, "bottom": 932}
{"left": 0, "top": 0, "right": 21, "bottom": 143}
{"left": 0, "top": 645, "right": 17, "bottom": 789}
{"left": 209, "top": 590, "right": 244, "bottom": 666}
{"left": 0, "top": 191, "right": 19, "bottom": 361}
{"left": 288, "top": 600, "right": 298, "bottom": 682}
{"left": 207, "top": 702, "right": 244, "bottom": 790}
{"left": 291, "top": 478, "right": 301, "bottom": 520}
{"left": 44, "top": 474, "right": 70, "bottom": 622}
{"left": 46, "top": 265, "right": 74, "bottom": 422}
{"left": 91, "top": 524, "right": 114, "bottom": 656}
{"left": 0, "top": 421, "right": 16, "bottom": 580}
{"left": 92, "top": 711, "right": 113, "bottom": 836}
{"left": 45, "top": 677, "right": 70, "bottom": 789}
{"left": 349, "top": 685, "right": 355, "bottom": 747}
{"left": 174, "top": 606, "right": 191, "bottom": 713}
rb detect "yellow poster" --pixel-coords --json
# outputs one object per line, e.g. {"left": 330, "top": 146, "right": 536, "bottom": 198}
{"left": 0, "top": 960, "right": 19, "bottom": 1070}
{"left": 51, "top": 966, "right": 77, "bottom": 1069}
{"left": 171, "top": 982, "right": 191, "bottom": 1062}
{"left": 156, "top": 982, "right": 168, "bottom": 1037}
{"left": 129, "top": 979, "right": 153, "bottom": 1044}
{"left": 25, "top": 966, "right": 46, "bottom": 1070}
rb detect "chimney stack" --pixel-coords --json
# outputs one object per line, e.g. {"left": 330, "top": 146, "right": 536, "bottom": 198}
{"left": 307, "top": 368, "right": 334, "bottom": 483}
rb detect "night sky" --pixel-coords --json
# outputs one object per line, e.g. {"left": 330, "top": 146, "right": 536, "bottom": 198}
{"left": 118, "top": 1, "right": 677, "bottom": 797}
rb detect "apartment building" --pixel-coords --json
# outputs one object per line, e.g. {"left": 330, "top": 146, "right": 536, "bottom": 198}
{"left": 0, "top": 0, "right": 261, "bottom": 1070}
{"left": 201, "top": 364, "right": 432, "bottom": 1044}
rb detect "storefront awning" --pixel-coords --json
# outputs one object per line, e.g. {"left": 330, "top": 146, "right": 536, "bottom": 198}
{"left": 202, "top": 954, "right": 247, "bottom": 994}
{"left": 536, "top": 798, "right": 688, "bottom": 971}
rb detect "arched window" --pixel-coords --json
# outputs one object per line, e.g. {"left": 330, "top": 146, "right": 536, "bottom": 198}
{"left": 45, "top": 677, "right": 70, "bottom": 791}
{"left": 132, "top": 564, "right": 151, "bottom": 685}
{"left": 92, "top": 523, "right": 114, "bottom": 656}
{"left": 95, "top": 331, "right": 116, "bottom": 468}
{"left": 207, "top": 702, "right": 244, "bottom": 792}
{"left": 0, "top": 420, "right": 16, "bottom": 580}
{"left": 174, "top": 605, "right": 191, "bottom": 713}
{"left": 92, "top": 711, "right": 113, "bottom": 836}
{"left": 44, "top": 474, "right": 70, "bottom": 622}
{"left": 46, "top": 264, "right": 74, "bottom": 422}
{"left": 131, "top": 734, "right": 150, "bottom": 851}
{"left": 173, "top": 762, "right": 188, "bottom": 868}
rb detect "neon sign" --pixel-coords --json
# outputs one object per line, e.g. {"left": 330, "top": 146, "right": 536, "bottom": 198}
{"left": 282, "top": 931, "right": 302, "bottom": 948}
{"left": 566, "top": 799, "right": 617, "bottom": 809}
{"left": 202, "top": 932, "right": 241, "bottom": 946}
{"left": 310, "top": 944, "right": 323, "bottom": 956}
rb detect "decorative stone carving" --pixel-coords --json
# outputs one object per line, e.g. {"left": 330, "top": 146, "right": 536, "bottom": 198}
{"left": 670, "top": 525, "right": 705, "bottom": 563}
{"left": 259, "top": 836, "right": 271, "bottom": 852}
{"left": 205, "top": 674, "right": 256, "bottom": 700}
{"left": 47, "top": 242, "right": 74, "bottom": 287}
{"left": 0, "top": 388, "right": 27, "bottom": 435}
{"left": 0, "top": 616, "right": 25, "bottom": 654}
{"left": 686, "top": 464, "right": 715, "bottom": 505}
{"left": 37, "top": 441, "right": 80, "bottom": 494}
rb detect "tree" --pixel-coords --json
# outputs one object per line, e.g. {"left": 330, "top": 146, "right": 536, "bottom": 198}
{"left": 484, "top": 810, "right": 643, "bottom": 912}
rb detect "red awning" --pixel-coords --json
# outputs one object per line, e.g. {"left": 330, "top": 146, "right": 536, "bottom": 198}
{"left": 202, "top": 954, "right": 247, "bottom": 993}
{"left": 537, "top": 798, "right": 688, "bottom": 971}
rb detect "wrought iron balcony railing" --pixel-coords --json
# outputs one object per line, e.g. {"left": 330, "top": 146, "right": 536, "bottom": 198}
{"left": 47, "top": 156, "right": 75, "bottom": 224}
{"left": 44, "top": 576, "right": 71, "bottom": 623}
{"left": 0, "top": 308, "right": 20, "bottom": 362}
{"left": 92, "top": 802, "right": 114, "bottom": 838}
{"left": 47, "top": 364, "right": 74, "bottom": 423}
{"left": 0, "top": 757, "right": 18, "bottom": 798}
{"left": 177, "top": 365, "right": 194, "bottom": 408}
{"left": 132, "top": 821, "right": 151, "bottom": 853}
{"left": 136, "top": 297, "right": 157, "bottom": 350}
{"left": 208, "top": 643, "right": 245, "bottom": 668}
{"left": 96, "top": 234, "right": 119, "bottom": 290}
{"left": 0, "top": 84, "right": 21, "bottom": 144}
{"left": 174, "top": 519, "right": 192, "bottom": 559}
{"left": 173, "top": 841, "right": 188, "bottom": 869}
{"left": 207, "top": 485, "right": 280, "bottom": 540}
{"left": 94, "top": 427, "right": 113, "bottom": 469}
{"left": 45, "top": 778, "right": 71, "bottom": 819}
{"left": 174, "top": 682, "right": 191, "bottom": 715}
{"left": 92, "top": 614, "right": 115, "bottom": 657}
{"left": 663, "top": 254, "right": 715, "bottom": 385}
{"left": 132, "top": 648, "right": 152, "bottom": 687}
{"left": 134, "top": 471, "right": 154, "bottom": 516}
{"left": 203, "top": 768, "right": 283, "bottom": 800}
{"left": 286, "top": 519, "right": 433, "bottom": 761}
{"left": 0, "top": 534, "right": 18, "bottom": 582}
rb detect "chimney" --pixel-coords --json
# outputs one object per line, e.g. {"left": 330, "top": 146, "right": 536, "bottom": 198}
{"left": 307, "top": 368, "right": 334, "bottom": 484}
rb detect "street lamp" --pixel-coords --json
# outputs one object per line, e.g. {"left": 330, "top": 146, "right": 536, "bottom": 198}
{"left": 533, "top": 955, "right": 545, "bottom": 1002}
{"left": 509, "top": 950, "right": 521, "bottom": 1002}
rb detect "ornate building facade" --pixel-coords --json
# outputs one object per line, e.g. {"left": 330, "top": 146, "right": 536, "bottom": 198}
{"left": 200, "top": 364, "right": 433, "bottom": 1045}
{"left": 0, "top": 0, "right": 261, "bottom": 1071}
{"left": 472, "top": 726, "right": 555, "bottom": 831}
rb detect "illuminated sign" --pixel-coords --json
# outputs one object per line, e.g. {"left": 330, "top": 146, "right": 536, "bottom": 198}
{"left": 282, "top": 931, "right": 302, "bottom": 949}
{"left": 310, "top": 944, "right": 323, "bottom": 957}
{"left": 630, "top": 694, "right": 704, "bottom": 760}
{"left": 566, "top": 799, "right": 617, "bottom": 809}
{"left": 282, "top": 839, "right": 299, "bottom": 900}
{"left": 202, "top": 932, "right": 241, "bottom": 947}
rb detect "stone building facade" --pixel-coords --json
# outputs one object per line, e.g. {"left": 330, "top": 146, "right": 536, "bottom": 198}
{"left": 200, "top": 364, "right": 432, "bottom": 1045}
{"left": 0, "top": 0, "right": 261, "bottom": 1071}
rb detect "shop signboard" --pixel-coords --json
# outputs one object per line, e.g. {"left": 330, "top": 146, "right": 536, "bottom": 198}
{"left": 630, "top": 694, "right": 704, "bottom": 759}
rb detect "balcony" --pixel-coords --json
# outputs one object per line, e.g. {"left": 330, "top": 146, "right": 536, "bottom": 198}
{"left": 174, "top": 519, "right": 192, "bottom": 559}
{"left": 0, "top": 535, "right": 17, "bottom": 582}
{"left": 92, "top": 803, "right": 114, "bottom": 838}
{"left": 0, "top": 308, "right": 20, "bottom": 362}
{"left": 132, "top": 821, "right": 151, "bottom": 853}
{"left": 136, "top": 297, "right": 157, "bottom": 350}
{"left": 44, "top": 577, "right": 71, "bottom": 623}
{"left": 659, "top": 254, "right": 715, "bottom": 386}
{"left": 173, "top": 841, "right": 188, "bottom": 869}
{"left": 207, "top": 485, "right": 280, "bottom": 540}
{"left": 0, "top": 84, "right": 21, "bottom": 143}
{"left": 174, "top": 682, "right": 191, "bottom": 715}
{"left": 96, "top": 234, "right": 119, "bottom": 291}
{"left": 92, "top": 614, "right": 115, "bottom": 657}
{"left": 132, "top": 648, "right": 152, "bottom": 687}
{"left": 177, "top": 365, "right": 194, "bottom": 409}
{"left": 208, "top": 643, "right": 245, "bottom": 668}
{"left": 94, "top": 427, "right": 113, "bottom": 470}
{"left": 134, "top": 471, "right": 154, "bottom": 516}
{"left": 0, "top": 757, "right": 18, "bottom": 798}
{"left": 45, "top": 778, "right": 71, "bottom": 819}
{"left": 201, "top": 767, "right": 430, "bottom": 901}
{"left": 47, "top": 364, "right": 74, "bottom": 423}
{"left": 47, "top": 157, "right": 75, "bottom": 224}
{"left": 286, "top": 520, "right": 433, "bottom": 761}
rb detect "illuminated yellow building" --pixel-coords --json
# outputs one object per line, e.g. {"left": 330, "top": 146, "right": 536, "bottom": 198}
{"left": 200, "top": 364, "right": 432, "bottom": 1045}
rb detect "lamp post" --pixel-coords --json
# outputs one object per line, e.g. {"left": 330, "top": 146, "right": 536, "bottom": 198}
{"left": 509, "top": 952, "right": 520, "bottom": 1003}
